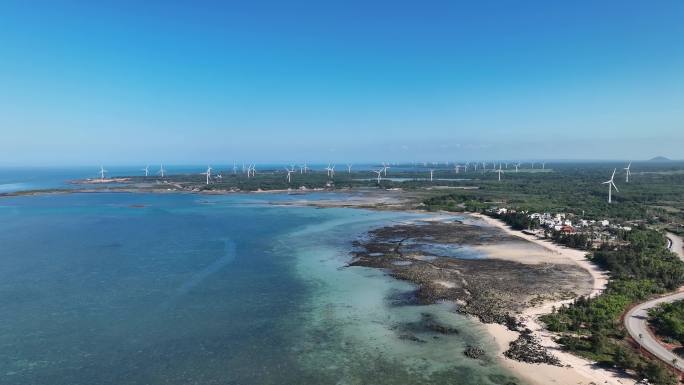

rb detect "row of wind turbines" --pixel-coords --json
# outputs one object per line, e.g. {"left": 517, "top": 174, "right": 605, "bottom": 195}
{"left": 97, "top": 161, "right": 635, "bottom": 203}
{"left": 97, "top": 160, "right": 543, "bottom": 185}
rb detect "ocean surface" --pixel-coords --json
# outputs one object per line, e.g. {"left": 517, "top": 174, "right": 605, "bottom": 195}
{"left": 0, "top": 171, "right": 520, "bottom": 385}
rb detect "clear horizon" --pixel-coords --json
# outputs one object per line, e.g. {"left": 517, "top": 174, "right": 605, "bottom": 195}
{"left": 2, "top": 1, "right": 683, "bottom": 164}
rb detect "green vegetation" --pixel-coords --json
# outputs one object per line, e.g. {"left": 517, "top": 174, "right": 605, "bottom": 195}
{"left": 419, "top": 162, "right": 684, "bottom": 227}
{"left": 540, "top": 230, "right": 683, "bottom": 384}
{"left": 421, "top": 164, "right": 684, "bottom": 385}
{"left": 650, "top": 301, "right": 684, "bottom": 346}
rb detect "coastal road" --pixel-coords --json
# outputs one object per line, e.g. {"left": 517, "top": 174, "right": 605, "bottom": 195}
{"left": 666, "top": 232, "right": 684, "bottom": 259}
{"left": 624, "top": 232, "right": 684, "bottom": 370}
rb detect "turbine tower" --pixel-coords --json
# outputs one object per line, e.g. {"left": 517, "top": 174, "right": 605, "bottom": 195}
{"left": 347, "top": 164, "right": 353, "bottom": 174}
{"left": 496, "top": 164, "right": 504, "bottom": 181}
{"left": 141, "top": 165, "right": 149, "bottom": 177}
{"left": 99, "top": 165, "right": 107, "bottom": 180}
{"left": 202, "top": 166, "right": 213, "bottom": 185}
{"left": 602, "top": 168, "right": 619, "bottom": 203}
{"left": 429, "top": 169, "right": 434, "bottom": 182}
{"left": 624, "top": 162, "right": 632, "bottom": 183}
{"left": 285, "top": 166, "right": 295, "bottom": 183}
{"left": 373, "top": 168, "right": 383, "bottom": 184}
{"left": 158, "top": 164, "right": 166, "bottom": 178}
{"left": 382, "top": 162, "right": 390, "bottom": 176}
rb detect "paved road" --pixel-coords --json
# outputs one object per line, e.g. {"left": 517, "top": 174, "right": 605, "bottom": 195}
{"left": 666, "top": 232, "right": 684, "bottom": 259}
{"left": 624, "top": 232, "right": 684, "bottom": 370}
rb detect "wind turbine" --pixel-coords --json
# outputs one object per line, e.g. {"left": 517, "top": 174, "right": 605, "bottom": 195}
{"left": 496, "top": 164, "right": 504, "bottom": 181}
{"left": 373, "top": 168, "right": 383, "bottom": 184}
{"left": 248, "top": 164, "right": 256, "bottom": 178}
{"left": 602, "top": 168, "right": 619, "bottom": 203}
{"left": 429, "top": 169, "right": 434, "bottom": 182}
{"left": 158, "top": 164, "right": 166, "bottom": 178}
{"left": 347, "top": 164, "right": 353, "bottom": 174}
{"left": 303, "top": 163, "right": 309, "bottom": 174}
{"left": 285, "top": 166, "right": 295, "bottom": 183}
{"left": 382, "top": 162, "right": 390, "bottom": 176}
{"left": 201, "top": 166, "right": 213, "bottom": 185}
{"left": 99, "top": 165, "right": 107, "bottom": 180}
{"left": 325, "top": 164, "right": 335, "bottom": 178}
{"left": 542, "top": 162, "right": 546, "bottom": 170}
{"left": 141, "top": 165, "right": 149, "bottom": 177}
{"left": 624, "top": 162, "right": 632, "bottom": 183}
{"left": 515, "top": 163, "right": 520, "bottom": 173}
{"left": 233, "top": 161, "right": 238, "bottom": 175}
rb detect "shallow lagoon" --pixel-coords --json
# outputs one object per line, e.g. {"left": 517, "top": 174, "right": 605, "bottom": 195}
{"left": 0, "top": 193, "right": 519, "bottom": 384}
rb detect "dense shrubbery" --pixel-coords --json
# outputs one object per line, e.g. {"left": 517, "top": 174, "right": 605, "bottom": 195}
{"left": 488, "top": 211, "right": 539, "bottom": 231}
{"left": 541, "top": 229, "right": 683, "bottom": 385}
{"left": 550, "top": 231, "right": 592, "bottom": 250}
{"left": 649, "top": 301, "right": 684, "bottom": 346}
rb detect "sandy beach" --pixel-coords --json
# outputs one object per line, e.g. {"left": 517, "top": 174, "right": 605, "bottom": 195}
{"left": 469, "top": 213, "right": 634, "bottom": 385}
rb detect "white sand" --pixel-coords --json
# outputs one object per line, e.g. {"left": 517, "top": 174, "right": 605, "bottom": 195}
{"left": 469, "top": 213, "right": 634, "bottom": 385}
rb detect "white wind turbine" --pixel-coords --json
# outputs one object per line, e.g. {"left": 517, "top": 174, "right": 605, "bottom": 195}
{"left": 158, "top": 164, "right": 166, "bottom": 178}
{"left": 515, "top": 163, "right": 520, "bottom": 173}
{"left": 347, "top": 164, "right": 353, "bottom": 174}
{"left": 233, "top": 161, "right": 238, "bottom": 175}
{"left": 429, "top": 169, "right": 434, "bottom": 182}
{"left": 248, "top": 164, "right": 256, "bottom": 178}
{"left": 303, "top": 163, "right": 309, "bottom": 174}
{"left": 602, "top": 168, "right": 619, "bottom": 203}
{"left": 141, "top": 165, "right": 149, "bottom": 177}
{"left": 382, "top": 162, "right": 390, "bottom": 176}
{"left": 285, "top": 166, "right": 295, "bottom": 183}
{"left": 201, "top": 166, "right": 213, "bottom": 185}
{"left": 325, "top": 164, "right": 335, "bottom": 178}
{"left": 624, "top": 162, "right": 632, "bottom": 183}
{"left": 496, "top": 164, "right": 504, "bottom": 181}
{"left": 373, "top": 168, "right": 383, "bottom": 184}
{"left": 542, "top": 162, "right": 546, "bottom": 170}
{"left": 99, "top": 165, "right": 108, "bottom": 180}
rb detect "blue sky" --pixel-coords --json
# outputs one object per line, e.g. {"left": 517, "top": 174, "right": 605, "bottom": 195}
{"left": 1, "top": 0, "right": 683, "bottom": 165}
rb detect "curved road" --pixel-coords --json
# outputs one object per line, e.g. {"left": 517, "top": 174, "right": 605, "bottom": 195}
{"left": 624, "top": 232, "right": 684, "bottom": 370}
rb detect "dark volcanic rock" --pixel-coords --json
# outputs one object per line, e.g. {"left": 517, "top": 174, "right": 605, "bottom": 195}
{"left": 463, "top": 345, "right": 486, "bottom": 360}
{"left": 504, "top": 331, "right": 561, "bottom": 366}
{"left": 351, "top": 219, "right": 591, "bottom": 331}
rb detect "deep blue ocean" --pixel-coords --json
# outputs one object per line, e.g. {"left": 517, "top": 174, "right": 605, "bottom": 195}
{"left": 0, "top": 169, "right": 519, "bottom": 385}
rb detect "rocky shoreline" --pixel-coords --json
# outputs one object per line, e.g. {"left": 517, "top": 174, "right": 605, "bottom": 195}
{"left": 349, "top": 218, "right": 591, "bottom": 366}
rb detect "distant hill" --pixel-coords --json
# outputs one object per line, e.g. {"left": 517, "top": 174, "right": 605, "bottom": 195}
{"left": 648, "top": 156, "right": 672, "bottom": 162}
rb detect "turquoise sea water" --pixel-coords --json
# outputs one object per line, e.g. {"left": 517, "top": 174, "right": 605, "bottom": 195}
{"left": 0, "top": 192, "right": 520, "bottom": 385}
